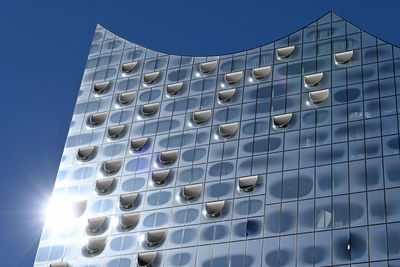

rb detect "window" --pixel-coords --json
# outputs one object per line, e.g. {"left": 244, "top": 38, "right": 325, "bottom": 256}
{"left": 224, "top": 71, "right": 243, "bottom": 84}
{"left": 252, "top": 66, "right": 271, "bottom": 79}
{"left": 218, "top": 88, "right": 236, "bottom": 102}
{"left": 276, "top": 46, "right": 295, "bottom": 58}
{"left": 143, "top": 71, "right": 160, "bottom": 84}
{"left": 95, "top": 177, "right": 114, "bottom": 193}
{"left": 121, "top": 61, "right": 137, "bottom": 73}
{"left": 119, "top": 193, "right": 138, "bottom": 209}
{"left": 205, "top": 200, "right": 225, "bottom": 217}
{"left": 166, "top": 82, "right": 183, "bottom": 95}
{"left": 200, "top": 61, "right": 218, "bottom": 73}
{"left": 273, "top": 113, "right": 292, "bottom": 128}
{"left": 120, "top": 212, "right": 140, "bottom": 229}
{"left": 304, "top": 72, "right": 323, "bottom": 86}
{"left": 152, "top": 169, "right": 170, "bottom": 184}
{"left": 219, "top": 122, "right": 238, "bottom": 137}
{"left": 87, "top": 216, "right": 106, "bottom": 233}
{"left": 130, "top": 137, "right": 148, "bottom": 151}
{"left": 182, "top": 184, "right": 202, "bottom": 200}
{"left": 146, "top": 229, "right": 167, "bottom": 247}
{"left": 193, "top": 110, "right": 212, "bottom": 124}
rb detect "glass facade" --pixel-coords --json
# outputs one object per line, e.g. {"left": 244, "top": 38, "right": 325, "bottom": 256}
{"left": 34, "top": 11, "right": 400, "bottom": 267}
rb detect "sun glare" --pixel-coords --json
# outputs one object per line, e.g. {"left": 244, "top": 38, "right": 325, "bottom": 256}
{"left": 45, "top": 196, "right": 78, "bottom": 232}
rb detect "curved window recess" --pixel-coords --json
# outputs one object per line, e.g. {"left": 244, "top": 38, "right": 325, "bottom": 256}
{"left": 130, "top": 137, "right": 149, "bottom": 151}
{"left": 200, "top": 61, "right": 218, "bottom": 73}
{"left": 120, "top": 193, "right": 139, "bottom": 209}
{"left": 224, "top": 71, "right": 243, "bottom": 85}
{"left": 137, "top": 252, "right": 157, "bottom": 267}
{"left": 119, "top": 91, "right": 137, "bottom": 105}
{"left": 218, "top": 88, "right": 236, "bottom": 102}
{"left": 108, "top": 125, "right": 125, "bottom": 138}
{"left": 77, "top": 146, "right": 95, "bottom": 160}
{"left": 304, "top": 72, "right": 323, "bottom": 86}
{"left": 141, "top": 102, "right": 159, "bottom": 116}
{"left": 193, "top": 110, "right": 212, "bottom": 124}
{"left": 143, "top": 71, "right": 160, "bottom": 84}
{"left": 273, "top": 113, "right": 293, "bottom": 128}
{"left": 71, "top": 200, "right": 87, "bottom": 218}
{"left": 309, "top": 89, "right": 330, "bottom": 104}
{"left": 238, "top": 175, "right": 258, "bottom": 192}
{"left": 182, "top": 183, "right": 202, "bottom": 200}
{"left": 334, "top": 50, "right": 354, "bottom": 64}
{"left": 90, "top": 112, "right": 107, "bottom": 126}
{"left": 146, "top": 229, "right": 166, "bottom": 247}
{"left": 166, "top": 82, "right": 183, "bottom": 95}
{"left": 87, "top": 216, "right": 106, "bottom": 233}
{"left": 252, "top": 66, "right": 271, "bottom": 80}
{"left": 121, "top": 61, "right": 138, "bottom": 73}
{"left": 96, "top": 178, "right": 114, "bottom": 193}
{"left": 50, "top": 263, "right": 68, "bottom": 267}
{"left": 152, "top": 169, "right": 170, "bottom": 185}
{"left": 205, "top": 200, "right": 225, "bottom": 217}
{"left": 87, "top": 236, "right": 106, "bottom": 255}
{"left": 103, "top": 159, "right": 122, "bottom": 174}
{"left": 93, "top": 81, "right": 110, "bottom": 94}
{"left": 159, "top": 150, "right": 178, "bottom": 165}
{"left": 276, "top": 46, "right": 295, "bottom": 58}
{"left": 219, "top": 122, "right": 238, "bottom": 137}
{"left": 120, "top": 212, "right": 140, "bottom": 229}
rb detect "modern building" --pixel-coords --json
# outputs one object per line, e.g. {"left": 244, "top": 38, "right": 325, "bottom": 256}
{"left": 34, "top": 11, "right": 400, "bottom": 267}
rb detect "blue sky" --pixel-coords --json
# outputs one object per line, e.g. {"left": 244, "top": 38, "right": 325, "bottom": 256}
{"left": 0, "top": 0, "right": 399, "bottom": 266}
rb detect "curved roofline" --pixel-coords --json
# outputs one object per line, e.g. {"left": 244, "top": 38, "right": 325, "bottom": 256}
{"left": 96, "top": 10, "right": 399, "bottom": 57}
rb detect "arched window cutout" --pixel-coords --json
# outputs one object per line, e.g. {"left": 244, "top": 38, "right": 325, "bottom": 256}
{"left": 224, "top": 71, "right": 243, "bottom": 85}
{"left": 120, "top": 193, "right": 139, "bottom": 209}
{"left": 273, "top": 113, "right": 293, "bottom": 128}
{"left": 120, "top": 212, "right": 140, "bottom": 229}
{"left": 90, "top": 112, "right": 107, "bottom": 126}
{"left": 200, "top": 61, "right": 218, "bottom": 73}
{"left": 77, "top": 146, "right": 95, "bottom": 160}
{"left": 276, "top": 46, "right": 295, "bottom": 58}
{"left": 130, "top": 137, "right": 148, "bottom": 151}
{"left": 87, "top": 236, "right": 106, "bottom": 255}
{"left": 205, "top": 200, "right": 225, "bottom": 217}
{"left": 159, "top": 150, "right": 178, "bottom": 165}
{"left": 50, "top": 263, "right": 68, "bottom": 267}
{"left": 182, "top": 184, "right": 202, "bottom": 200}
{"left": 238, "top": 175, "right": 258, "bottom": 192}
{"left": 334, "top": 50, "right": 354, "bottom": 64}
{"left": 218, "top": 88, "right": 236, "bottom": 102}
{"left": 309, "top": 89, "right": 330, "bottom": 104}
{"left": 252, "top": 66, "right": 271, "bottom": 80}
{"left": 137, "top": 252, "right": 157, "bottom": 267}
{"left": 103, "top": 159, "right": 122, "bottom": 174}
{"left": 219, "top": 122, "right": 238, "bottom": 137}
{"left": 108, "top": 125, "right": 125, "bottom": 138}
{"left": 96, "top": 178, "right": 114, "bottom": 193}
{"left": 143, "top": 72, "right": 160, "bottom": 84}
{"left": 152, "top": 169, "right": 170, "bottom": 185}
{"left": 119, "top": 91, "right": 137, "bottom": 105}
{"left": 87, "top": 216, "right": 106, "bottom": 233}
{"left": 193, "top": 110, "right": 212, "bottom": 124}
{"left": 141, "top": 103, "right": 159, "bottom": 116}
{"left": 304, "top": 73, "right": 323, "bottom": 86}
{"left": 71, "top": 200, "right": 87, "bottom": 218}
{"left": 122, "top": 61, "right": 138, "bottom": 73}
{"left": 146, "top": 229, "right": 166, "bottom": 247}
{"left": 166, "top": 82, "right": 183, "bottom": 95}
{"left": 93, "top": 81, "right": 110, "bottom": 93}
